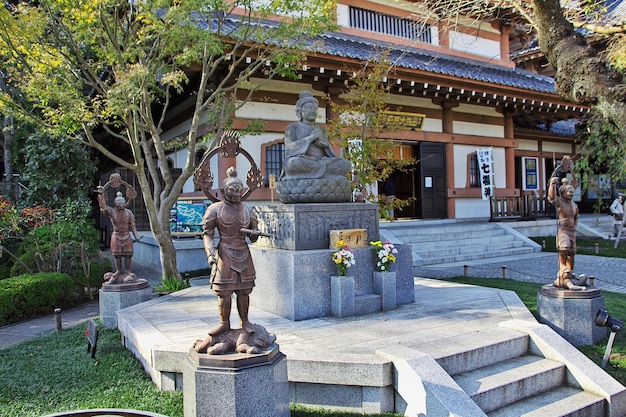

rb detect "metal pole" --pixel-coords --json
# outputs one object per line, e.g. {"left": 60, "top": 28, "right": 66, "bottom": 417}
{"left": 602, "top": 331, "right": 617, "bottom": 369}
{"left": 54, "top": 308, "right": 62, "bottom": 332}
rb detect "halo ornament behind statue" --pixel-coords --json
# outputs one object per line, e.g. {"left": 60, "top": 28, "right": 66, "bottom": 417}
{"left": 193, "top": 130, "right": 263, "bottom": 203}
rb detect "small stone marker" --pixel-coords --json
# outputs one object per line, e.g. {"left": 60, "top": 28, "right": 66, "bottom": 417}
{"left": 85, "top": 319, "right": 98, "bottom": 358}
{"left": 329, "top": 229, "right": 367, "bottom": 248}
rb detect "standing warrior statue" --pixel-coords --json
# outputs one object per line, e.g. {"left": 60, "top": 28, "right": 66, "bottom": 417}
{"left": 97, "top": 174, "right": 143, "bottom": 284}
{"left": 200, "top": 167, "right": 264, "bottom": 337}
{"left": 547, "top": 175, "right": 582, "bottom": 288}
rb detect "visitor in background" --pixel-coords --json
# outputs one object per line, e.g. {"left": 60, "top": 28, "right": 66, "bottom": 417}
{"left": 610, "top": 193, "right": 625, "bottom": 237}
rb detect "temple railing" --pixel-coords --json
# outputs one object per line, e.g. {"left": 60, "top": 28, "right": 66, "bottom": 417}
{"left": 490, "top": 195, "right": 553, "bottom": 221}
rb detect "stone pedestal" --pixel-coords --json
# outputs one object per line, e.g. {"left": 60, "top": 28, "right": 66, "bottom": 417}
{"left": 373, "top": 271, "right": 397, "bottom": 311}
{"left": 537, "top": 285, "right": 608, "bottom": 346}
{"left": 253, "top": 203, "right": 379, "bottom": 250}
{"left": 251, "top": 245, "right": 414, "bottom": 321}
{"left": 183, "top": 345, "right": 289, "bottom": 417}
{"left": 331, "top": 275, "right": 355, "bottom": 318}
{"left": 99, "top": 279, "right": 152, "bottom": 328}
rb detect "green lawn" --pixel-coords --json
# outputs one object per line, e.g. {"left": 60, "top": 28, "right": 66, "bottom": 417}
{"left": 530, "top": 235, "right": 626, "bottom": 258}
{"left": 0, "top": 323, "right": 400, "bottom": 417}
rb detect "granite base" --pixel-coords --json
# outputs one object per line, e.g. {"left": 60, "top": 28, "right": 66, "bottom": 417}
{"left": 183, "top": 345, "right": 289, "bottom": 417}
{"left": 537, "top": 285, "right": 608, "bottom": 346}
{"left": 99, "top": 280, "right": 152, "bottom": 328}
{"left": 250, "top": 245, "right": 414, "bottom": 321}
{"left": 253, "top": 203, "right": 379, "bottom": 250}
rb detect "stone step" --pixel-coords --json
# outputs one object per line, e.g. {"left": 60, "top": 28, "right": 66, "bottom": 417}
{"left": 419, "top": 246, "right": 537, "bottom": 266}
{"left": 487, "top": 386, "right": 605, "bottom": 417}
{"left": 454, "top": 354, "right": 566, "bottom": 413}
{"left": 418, "top": 238, "right": 523, "bottom": 258}
{"left": 399, "top": 228, "right": 508, "bottom": 244}
{"left": 430, "top": 326, "right": 607, "bottom": 416}
{"left": 354, "top": 294, "right": 381, "bottom": 316}
{"left": 412, "top": 234, "right": 515, "bottom": 250}
{"left": 432, "top": 327, "right": 529, "bottom": 376}
{"left": 381, "top": 220, "right": 538, "bottom": 267}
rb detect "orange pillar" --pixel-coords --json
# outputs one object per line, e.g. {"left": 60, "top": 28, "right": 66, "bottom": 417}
{"left": 441, "top": 101, "right": 458, "bottom": 218}
{"left": 503, "top": 112, "right": 516, "bottom": 191}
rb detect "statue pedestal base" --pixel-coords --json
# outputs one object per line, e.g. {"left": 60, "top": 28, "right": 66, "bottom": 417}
{"left": 99, "top": 279, "right": 152, "bottom": 328}
{"left": 253, "top": 203, "right": 379, "bottom": 250}
{"left": 183, "top": 345, "right": 289, "bottom": 417}
{"left": 251, "top": 245, "right": 414, "bottom": 321}
{"left": 537, "top": 285, "right": 608, "bottom": 346}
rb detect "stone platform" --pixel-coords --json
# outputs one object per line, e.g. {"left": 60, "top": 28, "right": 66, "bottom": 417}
{"left": 116, "top": 279, "right": 533, "bottom": 410}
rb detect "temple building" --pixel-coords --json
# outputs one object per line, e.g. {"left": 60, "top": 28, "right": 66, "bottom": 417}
{"left": 160, "top": 0, "right": 590, "bottom": 220}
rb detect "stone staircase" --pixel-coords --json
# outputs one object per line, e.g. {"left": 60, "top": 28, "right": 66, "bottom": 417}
{"left": 380, "top": 219, "right": 541, "bottom": 267}
{"left": 440, "top": 329, "right": 605, "bottom": 416}
{"left": 382, "top": 320, "right": 626, "bottom": 416}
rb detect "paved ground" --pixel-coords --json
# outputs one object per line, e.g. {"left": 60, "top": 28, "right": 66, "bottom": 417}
{"left": 3, "top": 214, "right": 626, "bottom": 350}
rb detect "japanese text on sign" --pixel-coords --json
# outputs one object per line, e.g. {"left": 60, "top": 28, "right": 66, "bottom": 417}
{"left": 380, "top": 111, "right": 426, "bottom": 131}
{"left": 477, "top": 148, "right": 494, "bottom": 200}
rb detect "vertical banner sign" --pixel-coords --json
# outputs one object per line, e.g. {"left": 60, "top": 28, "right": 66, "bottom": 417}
{"left": 477, "top": 148, "right": 494, "bottom": 200}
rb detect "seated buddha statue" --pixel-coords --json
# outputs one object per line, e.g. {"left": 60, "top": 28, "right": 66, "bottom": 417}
{"left": 281, "top": 91, "right": 351, "bottom": 180}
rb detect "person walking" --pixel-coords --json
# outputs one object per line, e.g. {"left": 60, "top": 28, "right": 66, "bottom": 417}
{"left": 610, "top": 193, "right": 625, "bottom": 237}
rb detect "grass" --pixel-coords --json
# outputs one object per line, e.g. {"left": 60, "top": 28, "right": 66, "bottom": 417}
{"left": 0, "top": 323, "right": 400, "bottom": 417}
{"left": 530, "top": 235, "right": 626, "bottom": 258}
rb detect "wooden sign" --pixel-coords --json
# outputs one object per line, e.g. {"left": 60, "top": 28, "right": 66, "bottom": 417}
{"left": 330, "top": 229, "right": 367, "bottom": 249}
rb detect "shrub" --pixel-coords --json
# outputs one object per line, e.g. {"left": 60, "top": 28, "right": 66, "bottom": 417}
{"left": 0, "top": 272, "right": 80, "bottom": 326}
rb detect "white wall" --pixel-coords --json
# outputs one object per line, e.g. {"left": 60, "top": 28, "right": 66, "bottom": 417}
{"left": 453, "top": 121, "right": 503, "bottom": 137}
{"left": 449, "top": 30, "right": 501, "bottom": 60}
{"left": 453, "top": 144, "right": 506, "bottom": 189}
{"left": 455, "top": 198, "right": 491, "bottom": 219}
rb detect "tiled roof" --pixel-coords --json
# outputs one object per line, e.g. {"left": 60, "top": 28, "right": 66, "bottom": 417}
{"left": 210, "top": 15, "right": 557, "bottom": 94}
{"left": 309, "top": 31, "right": 557, "bottom": 94}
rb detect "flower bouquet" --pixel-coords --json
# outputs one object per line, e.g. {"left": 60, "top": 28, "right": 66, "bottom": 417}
{"left": 332, "top": 239, "right": 356, "bottom": 276}
{"left": 370, "top": 240, "right": 398, "bottom": 272}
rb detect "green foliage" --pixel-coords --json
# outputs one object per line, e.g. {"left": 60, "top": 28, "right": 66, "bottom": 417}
{"left": 20, "top": 133, "right": 97, "bottom": 208}
{"left": 577, "top": 116, "right": 626, "bottom": 193}
{"left": 531, "top": 236, "right": 626, "bottom": 258}
{"left": 154, "top": 276, "right": 190, "bottom": 293}
{"left": 0, "top": 0, "right": 339, "bottom": 280}
{"left": 328, "top": 55, "right": 416, "bottom": 219}
{"left": 0, "top": 272, "right": 79, "bottom": 326}
{"left": 291, "top": 404, "right": 400, "bottom": 417}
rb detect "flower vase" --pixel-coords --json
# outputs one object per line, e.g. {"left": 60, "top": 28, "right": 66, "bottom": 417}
{"left": 373, "top": 271, "right": 397, "bottom": 311}
{"left": 330, "top": 275, "right": 355, "bottom": 318}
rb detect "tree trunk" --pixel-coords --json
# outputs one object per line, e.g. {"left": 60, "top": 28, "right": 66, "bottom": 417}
{"left": 531, "top": 0, "right": 626, "bottom": 131}
{"left": 0, "top": 71, "right": 14, "bottom": 203}
{"left": 153, "top": 230, "right": 180, "bottom": 281}
{"left": 3, "top": 114, "right": 13, "bottom": 202}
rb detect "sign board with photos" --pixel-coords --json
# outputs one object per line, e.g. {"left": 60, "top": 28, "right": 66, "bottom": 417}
{"left": 522, "top": 157, "right": 538, "bottom": 191}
